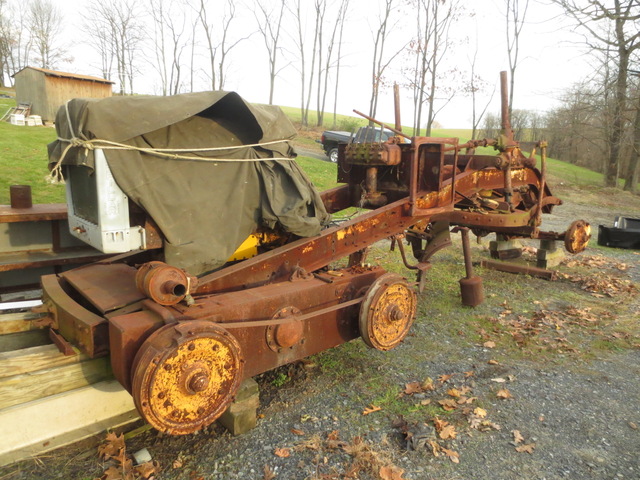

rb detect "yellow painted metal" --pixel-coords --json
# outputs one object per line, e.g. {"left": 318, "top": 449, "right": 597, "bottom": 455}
{"left": 228, "top": 235, "right": 260, "bottom": 261}
{"left": 132, "top": 322, "right": 243, "bottom": 434}
{"left": 359, "top": 273, "right": 417, "bottom": 351}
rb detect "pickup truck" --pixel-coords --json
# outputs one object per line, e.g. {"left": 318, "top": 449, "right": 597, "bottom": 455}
{"left": 317, "top": 126, "right": 396, "bottom": 162}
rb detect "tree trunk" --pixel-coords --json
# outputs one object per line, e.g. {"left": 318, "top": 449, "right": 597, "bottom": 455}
{"left": 623, "top": 95, "right": 640, "bottom": 192}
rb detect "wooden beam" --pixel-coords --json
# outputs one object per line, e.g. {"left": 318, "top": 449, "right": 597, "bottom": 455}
{"left": 0, "top": 380, "right": 139, "bottom": 468}
{"left": 0, "top": 356, "right": 112, "bottom": 409}
{"left": 0, "top": 344, "right": 87, "bottom": 378}
{"left": 0, "top": 311, "right": 47, "bottom": 335}
{"left": 0, "top": 329, "right": 50, "bottom": 353}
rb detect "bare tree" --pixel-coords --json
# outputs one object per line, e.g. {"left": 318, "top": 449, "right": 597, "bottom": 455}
{"left": 369, "top": 0, "right": 404, "bottom": 120}
{"left": 407, "top": 0, "right": 461, "bottom": 136}
{"left": 28, "top": 0, "right": 66, "bottom": 69}
{"left": 331, "top": 0, "right": 350, "bottom": 128}
{"left": 86, "top": 0, "right": 144, "bottom": 94}
{"left": 149, "top": 0, "right": 190, "bottom": 95}
{"left": 505, "top": 0, "right": 529, "bottom": 118}
{"left": 552, "top": 0, "right": 640, "bottom": 188}
{"left": 254, "top": 0, "right": 287, "bottom": 105}
{"left": 467, "top": 30, "right": 495, "bottom": 140}
{"left": 82, "top": 9, "right": 115, "bottom": 81}
{"left": 289, "top": 0, "right": 319, "bottom": 126}
{"left": 196, "top": 0, "right": 250, "bottom": 91}
{"left": 317, "top": 0, "right": 349, "bottom": 126}
{"left": 0, "top": 0, "right": 11, "bottom": 86}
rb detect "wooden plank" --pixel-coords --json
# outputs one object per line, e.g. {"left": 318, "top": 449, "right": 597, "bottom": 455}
{"left": 0, "top": 204, "right": 67, "bottom": 223}
{"left": 0, "top": 329, "right": 50, "bottom": 353}
{"left": 0, "top": 311, "right": 46, "bottom": 335}
{"left": 0, "top": 344, "right": 87, "bottom": 378}
{"left": 0, "top": 380, "right": 139, "bottom": 468}
{"left": 0, "top": 248, "right": 112, "bottom": 272}
{"left": 0, "top": 356, "right": 112, "bottom": 409}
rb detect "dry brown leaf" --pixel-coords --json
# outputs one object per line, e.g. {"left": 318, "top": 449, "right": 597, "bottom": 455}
{"left": 438, "top": 374, "right": 453, "bottom": 383}
{"left": 496, "top": 388, "right": 512, "bottom": 399}
{"left": 404, "top": 382, "right": 423, "bottom": 395}
{"left": 464, "top": 370, "right": 475, "bottom": 378}
{"left": 512, "top": 430, "right": 525, "bottom": 444}
{"left": 102, "top": 466, "right": 125, "bottom": 480}
{"left": 439, "top": 425, "right": 457, "bottom": 440}
{"left": 483, "top": 341, "right": 496, "bottom": 349}
{"left": 427, "top": 440, "right": 440, "bottom": 457}
{"left": 447, "top": 388, "right": 461, "bottom": 398}
{"left": 98, "top": 433, "right": 125, "bottom": 460}
{"left": 474, "top": 407, "right": 487, "bottom": 418}
{"left": 491, "top": 377, "right": 507, "bottom": 383}
{"left": 379, "top": 465, "right": 406, "bottom": 480}
{"left": 134, "top": 461, "right": 159, "bottom": 479}
{"left": 438, "top": 398, "right": 458, "bottom": 411}
{"left": 420, "top": 399, "right": 431, "bottom": 406}
{"left": 263, "top": 464, "right": 276, "bottom": 480}
{"left": 418, "top": 378, "right": 433, "bottom": 392}
{"left": 433, "top": 417, "right": 448, "bottom": 431}
{"left": 488, "top": 359, "right": 499, "bottom": 365}
{"left": 290, "top": 428, "right": 305, "bottom": 436}
{"left": 274, "top": 448, "right": 291, "bottom": 458}
{"left": 441, "top": 447, "right": 460, "bottom": 463}
{"left": 515, "top": 443, "right": 536, "bottom": 454}
{"left": 629, "top": 422, "right": 638, "bottom": 430}
{"left": 363, "top": 405, "right": 382, "bottom": 415}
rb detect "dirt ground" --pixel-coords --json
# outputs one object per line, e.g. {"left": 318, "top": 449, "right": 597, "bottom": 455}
{"left": 1, "top": 180, "right": 639, "bottom": 480}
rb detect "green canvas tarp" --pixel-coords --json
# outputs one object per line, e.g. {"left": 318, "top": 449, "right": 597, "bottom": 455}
{"left": 48, "top": 91, "right": 330, "bottom": 275}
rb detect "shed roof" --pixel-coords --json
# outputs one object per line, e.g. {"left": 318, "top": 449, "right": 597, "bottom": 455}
{"left": 13, "top": 67, "right": 115, "bottom": 85}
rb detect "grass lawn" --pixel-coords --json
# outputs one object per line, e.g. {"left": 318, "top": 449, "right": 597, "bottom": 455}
{"left": 0, "top": 96, "right": 621, "bottom": 206}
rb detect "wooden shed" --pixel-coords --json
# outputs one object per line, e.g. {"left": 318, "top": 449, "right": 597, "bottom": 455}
{"left": 12, "top": 67, "right": 114, "bottom": 122}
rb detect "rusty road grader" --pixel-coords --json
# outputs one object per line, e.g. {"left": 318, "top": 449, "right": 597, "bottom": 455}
{"left": 20, "top": 73, "right": 589, "bottom": 436}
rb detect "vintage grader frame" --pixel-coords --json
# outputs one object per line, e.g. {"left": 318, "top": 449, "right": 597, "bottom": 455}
{"left": 36, "top": 73, "right": 590, "bottom": 435}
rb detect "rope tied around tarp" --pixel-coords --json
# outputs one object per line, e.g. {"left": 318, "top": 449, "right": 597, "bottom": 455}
{"left": 46, "top": 101, "right": 296, "bottom": 184}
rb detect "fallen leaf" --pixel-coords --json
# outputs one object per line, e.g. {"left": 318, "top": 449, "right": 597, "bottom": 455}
{"left": 488, "top": 359, "right": 499, "bottom": 365}
{"left": 433, "top": 417, "right": 448, "bottom": 431}
{"left": 420, "top": 399, "right": 431, "bottom": 406}
{"left": 438, "top": 374, "right": 453, "bottom": 383}
{"left": 427, "top": 440, "right": 440, "bottom": 457}
{"left": 290, "top": 428, "right": 305, "bottom": 436}
{"left": 515, "top": 443, "right": 536, "bottom": 454}
{"left": 483, "top": 341, "right": 496, "bottom": 349}
{"left": 363, "top": 405, "right": 382, "bottom": 415}
{"left": 629, "top": 422, "right": 638, "bottom": 430}
{"left": 404, "top": 382, "right": 423, "bottom": 395}
{"left": 134, "top": 461, "right": 159, "bottom": 479}
{"left": 496, "top": 388, "right": 512, "bottom": 399}
{"left": 102, "top": 466, "right": 125, "bottom": 480}
{"left": 474, "top": 407, "right": 487, "bottom": 418}
{"left": 464, "top": 370, "right": 475, "bottom": 378}
{"left": 441, "top": 447, "right": 460, "bottom": 463}
{"left": 438, "top": 398, "right": 458, "bottom": 411}
{"left": 421, "top": 377, "right": 435, "bottom": 390}
{"left": 274, "top": 447, "right": 291, "bottom": 458}
{"left": 491, "top": 377, "right": 507, "bottom": 383}
{"left": 512, "top": 430, "right": 525, "bottom": 444}
{"left": 263, "top": 464, "right": 276, "bottom": 480}
{"left": 379, "top": 465, "right": 406, "bottom": 480}
{"left": 439, "top": 425, "right": 457, "bottom": 440}
{"left": 447, "top": 388, "right": 461, "bottom": 398}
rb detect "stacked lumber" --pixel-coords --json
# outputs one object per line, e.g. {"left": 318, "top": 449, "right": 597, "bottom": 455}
{"left": 0, "top": 309, "right": 139, "bottom": 467}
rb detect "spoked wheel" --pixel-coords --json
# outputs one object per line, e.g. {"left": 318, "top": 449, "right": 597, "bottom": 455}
{"left": 359, "top": 273, "right": 417, "bottom": 351}
{"left": 131, "top": 321, "right": 243, "bottom": 435}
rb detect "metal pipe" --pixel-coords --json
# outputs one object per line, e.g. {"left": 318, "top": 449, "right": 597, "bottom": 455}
{"left": 500, "top": 71, "right": 512, "bottom": 136}
{"left": 353, "top": 109, "right": 411, "bottom": 139}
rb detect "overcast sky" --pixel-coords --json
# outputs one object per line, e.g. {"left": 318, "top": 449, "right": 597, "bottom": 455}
{"left": 48, "top": 0, "right": 591, "bottom": 129}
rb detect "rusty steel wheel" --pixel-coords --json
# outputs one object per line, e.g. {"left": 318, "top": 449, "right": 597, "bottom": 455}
{"left": 131, "top": 321, "right": 243, "bottom": 435}
{"left": 359, "top": 273, "right": 417, "bottom": 351}
{"left": 564, "top": 220, "right": 592, "bottom": 254}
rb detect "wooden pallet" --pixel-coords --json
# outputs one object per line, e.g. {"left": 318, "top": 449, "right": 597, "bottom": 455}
{"left": 0, "top": 309, "right": 139, "bottom": 467}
